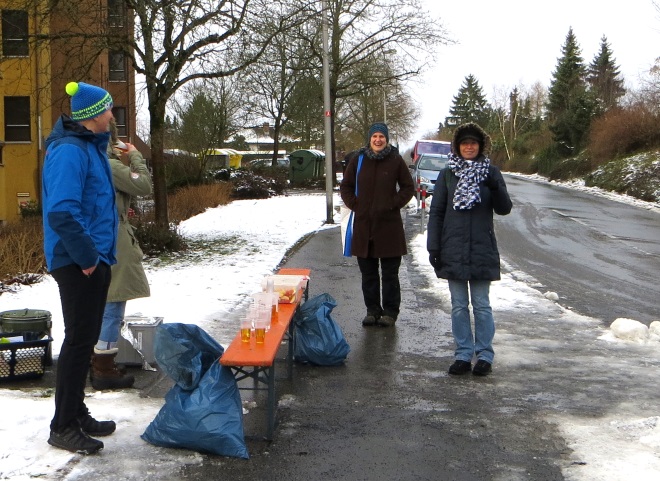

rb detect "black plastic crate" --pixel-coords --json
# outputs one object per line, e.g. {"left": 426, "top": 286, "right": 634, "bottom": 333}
{"left": 0, "top": 332, "right": 52, "bottom": 382}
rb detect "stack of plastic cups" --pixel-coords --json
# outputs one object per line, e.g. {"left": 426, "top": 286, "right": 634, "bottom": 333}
{"left": 266, "top": 278, "right": 278, "bottom": 322}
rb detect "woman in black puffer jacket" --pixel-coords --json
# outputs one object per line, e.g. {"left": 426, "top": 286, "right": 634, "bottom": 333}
{"left": 427, "top": 122, "right": 512, "bottom": 376}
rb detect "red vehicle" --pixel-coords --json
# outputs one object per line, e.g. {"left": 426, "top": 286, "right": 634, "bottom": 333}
{"left": 411, "top": 139, "right": 451, "bottom": 164}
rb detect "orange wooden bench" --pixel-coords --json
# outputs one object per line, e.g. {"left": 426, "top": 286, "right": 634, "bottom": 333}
{"left": 220, "top": 268, "right": 311, "bottom": 440}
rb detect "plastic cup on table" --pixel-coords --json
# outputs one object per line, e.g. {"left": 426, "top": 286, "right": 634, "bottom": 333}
{"left": 240, "top": 317, "right": 252, "bottom": 343}
{"left": 254, "top": 317, "right": 267, "bottom": 344}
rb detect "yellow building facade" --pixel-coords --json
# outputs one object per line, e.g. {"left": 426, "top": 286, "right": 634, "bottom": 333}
{"left": 0, "top": 0, "right": 138, "bottom": 224}
{"left": 0, "top": 2, "right": 51, "bottom": 223}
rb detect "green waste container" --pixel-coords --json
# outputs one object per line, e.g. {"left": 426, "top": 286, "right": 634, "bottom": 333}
{"left": 0, "top": 309, "right": 53, "bottom": 365}
{"left": 289, "top": 149, "right": 325, "bottom": 185}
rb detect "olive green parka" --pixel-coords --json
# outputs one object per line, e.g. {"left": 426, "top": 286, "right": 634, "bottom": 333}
{"left": 106, "top": 148, "right": 152, "bottom": 302}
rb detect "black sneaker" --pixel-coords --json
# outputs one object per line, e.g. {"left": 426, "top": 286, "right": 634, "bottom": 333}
{"left": 48, "top": 424, "right": 104, "bottom": 454}
{"left": 362, "top": 314, "right": 378, "bottom": 326}
{"left": 77, "top": 413, "right": 116, "bottom": 437}
{"left": 472, "top": 360, "right": 492, "bottom": 376}
{"left": 376, "top": 315, "right": 396, "bottom": 327}
{"left": 448, "top": 360, "right": 472, "bottom": 375}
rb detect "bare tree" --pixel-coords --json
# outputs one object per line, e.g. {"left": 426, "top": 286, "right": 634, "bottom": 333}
{"left": 119, "top": 0, "right": 306, "bottom": 227}
{"left": 242, "top": 21, "right": 314, "bottom": 165}
{"left": 301, "top": 0, "right": 451, "bottom": 163}
{"left": 170, "top": 78, "right": 246, "bottom": 179}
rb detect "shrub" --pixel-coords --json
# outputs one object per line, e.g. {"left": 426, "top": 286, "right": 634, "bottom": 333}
{"left": 165, "top": 151, "right": 208, "bottom": 190}
{"left": 587, "top": 104, "right": 660, "bottom": 168}
{"left": 228, "top": 169, "right": 284, "bottom": 199}
{"left": 0, "top": 217, "right": 46, "bottom": 285}
{"left": 19, "top": 200, "right": 42, "bottom": 219}
{"left": 247, "top": 164, "right": 289, "bottom": 195}
{"left": 585, "top": 153, "right": 660, "bottom": 202}
{"left": 547, "top": 155, "right": 592, "bottom": 181}
{"left": 168, "top": 182, "right": 233, "bottom": 223}
{"left": 131, "top": 216, "right": 188, "bottom": 257}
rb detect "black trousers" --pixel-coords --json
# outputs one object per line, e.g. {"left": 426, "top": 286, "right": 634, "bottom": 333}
{"left": 50, "top": 262, "right": 111, "bottom": 432}
{"left": 356, "top": 256, "right": 402, "bottom": 318}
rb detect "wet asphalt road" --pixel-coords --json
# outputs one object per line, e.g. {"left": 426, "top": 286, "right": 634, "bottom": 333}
{"left": 496, "top": 175, "right": 660, "bottom": 326}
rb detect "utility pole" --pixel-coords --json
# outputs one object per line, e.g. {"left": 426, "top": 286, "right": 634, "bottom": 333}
{"left": 321, "top": 0, "right": 334, "bottom": 224}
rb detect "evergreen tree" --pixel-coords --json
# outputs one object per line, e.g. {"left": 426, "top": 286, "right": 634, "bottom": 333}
{"left": 445, "top": 74, "right": 491, "bottom": 127}
{"left": 587, "top": 36, "right": 626, "bottom": 113}
{"left": 546, "top": 27, "right": 596, "bottom": 154}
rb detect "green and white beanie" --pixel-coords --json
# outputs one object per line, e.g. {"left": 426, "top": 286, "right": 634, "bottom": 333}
{"left": 65, "top": 81, "right": 113, "bottom": 121}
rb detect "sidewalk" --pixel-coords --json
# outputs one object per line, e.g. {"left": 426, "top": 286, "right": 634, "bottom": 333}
{"left": 173, "top": 222, "right": 569, "bottom": 480}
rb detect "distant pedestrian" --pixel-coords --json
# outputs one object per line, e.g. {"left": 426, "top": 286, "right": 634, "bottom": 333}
{"left": 42, "top": 81, "right": 117, "bottom": 454}
{"left": 91, "top": 120, "right": 152, "bottom": 390}
{"left": 340, "top": 122, "right": 415, "bottom": 327}
{"left": 427, "top": 122, "right": 512, "bottom": 376}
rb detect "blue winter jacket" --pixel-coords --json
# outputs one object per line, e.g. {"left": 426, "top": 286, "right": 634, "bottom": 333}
{"left": 42, "top": 115, "right": 118, "bottom": 272}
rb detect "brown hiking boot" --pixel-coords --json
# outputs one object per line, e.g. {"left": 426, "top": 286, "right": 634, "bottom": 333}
{"left": 90, "top": 348, "right": 135, "bottom": 390}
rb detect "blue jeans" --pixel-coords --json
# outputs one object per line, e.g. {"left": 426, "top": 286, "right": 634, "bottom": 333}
{"left": 447, "top": 279, "right": 495, "bottom": 364}
{"left": 97, "top": 301, "right": 127, "bottom": 349}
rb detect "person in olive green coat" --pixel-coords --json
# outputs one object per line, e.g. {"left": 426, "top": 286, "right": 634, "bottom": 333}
{"left": 91, "top": 121, "right": 152, "bottom": 390}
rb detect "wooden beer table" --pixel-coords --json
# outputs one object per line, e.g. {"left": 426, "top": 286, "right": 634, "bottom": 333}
{"left": 220, "top": 268, "right": 310, "bottom": 440}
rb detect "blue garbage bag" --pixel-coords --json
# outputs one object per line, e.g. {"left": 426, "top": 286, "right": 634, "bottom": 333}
{"left": 142, "top": 323, "right": 249, "bottom": 459}
{"left": 293, "top": 293, "right": 350, "bottom": 366}
{"left": 153, "top": 323, "right": 224, "bottom": 390}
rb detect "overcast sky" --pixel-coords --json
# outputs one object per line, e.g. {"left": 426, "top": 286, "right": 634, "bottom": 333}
{"left": 403, "top": 0, "right": 660, "bottom": 147}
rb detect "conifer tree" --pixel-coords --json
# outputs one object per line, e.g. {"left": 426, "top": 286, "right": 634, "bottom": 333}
{"left": 445, "top": 74, "right": 491, "bottom": 127}
{"left": 546, "top": 27, "right": 596, "bottom": 154}
{"left": 587, "top": 36, "right": 626, "bottom": 113}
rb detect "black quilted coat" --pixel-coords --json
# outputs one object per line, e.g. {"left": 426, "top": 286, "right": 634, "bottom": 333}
{"left": 426, "top": 124, "right": 512, "bottom": 280}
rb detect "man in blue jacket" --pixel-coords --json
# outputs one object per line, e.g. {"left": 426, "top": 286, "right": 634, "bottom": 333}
{"left": 42, "top": 81, "right": 118, "bottom": 454}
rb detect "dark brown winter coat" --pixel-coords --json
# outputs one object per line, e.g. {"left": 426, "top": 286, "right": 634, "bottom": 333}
{"left": 340, "top": 146, "right": 415, "bottom": 258}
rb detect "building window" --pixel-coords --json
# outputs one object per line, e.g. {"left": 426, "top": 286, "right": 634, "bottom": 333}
{"left": 2, "top": 10, "right": 29, "bottom": 57}
{"left": 4, "top": 96, "right": 31, "bottom": 141}
{"left": 109, "top": 50, "right": 126, "bottom": 81}
{"left": 112, "top": 107, "right": 127, "bottom": 137}
{"left": 107, "top": 0, "right": 126, "bottom": 28}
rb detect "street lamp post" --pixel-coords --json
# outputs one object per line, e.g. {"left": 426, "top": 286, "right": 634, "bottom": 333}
{"left": 381, "top": 49, "right": 396, "bottom": 125}
{"left": 321, "top": 0, "right": 334, "bottom": 224}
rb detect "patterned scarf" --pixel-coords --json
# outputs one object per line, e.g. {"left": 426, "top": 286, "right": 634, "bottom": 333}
{"left": 447, "top": 152, "right": 490, "bottom": 210}
{"left": 363, "top": 144, "right": 393, "bottom": 160}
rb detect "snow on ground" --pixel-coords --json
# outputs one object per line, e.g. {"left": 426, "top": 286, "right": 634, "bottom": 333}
{"left": 1, "top": 183, "right": 659, "bottom": 480}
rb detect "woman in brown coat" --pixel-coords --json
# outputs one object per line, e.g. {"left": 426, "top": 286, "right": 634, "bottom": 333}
{"left": 340, "top": 122, "right": 415, "bottom": 327}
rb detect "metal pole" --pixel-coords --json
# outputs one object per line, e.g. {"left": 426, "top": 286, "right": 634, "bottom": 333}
{"left": 420, "top": 187, "right": 427, "bottom": 232}
{"left": 321, "top": 0, "right": 334, "bottom": 224}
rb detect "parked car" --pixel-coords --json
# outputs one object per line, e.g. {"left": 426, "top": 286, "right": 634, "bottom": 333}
{"left": 410, "top": 153, "right": 449, "bottom": 196}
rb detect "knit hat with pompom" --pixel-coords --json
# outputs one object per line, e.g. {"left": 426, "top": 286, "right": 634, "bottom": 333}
{"left": 65, "top": 82, "right": 113, "bottom": 121}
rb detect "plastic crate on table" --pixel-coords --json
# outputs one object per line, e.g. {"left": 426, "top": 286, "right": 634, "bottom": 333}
{"left": 0, "top": 332, "right": 52, "bottom": 382}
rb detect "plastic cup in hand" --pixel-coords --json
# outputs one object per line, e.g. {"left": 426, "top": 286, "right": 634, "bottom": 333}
{"left": 240, "top": 318, "right": 252, "bottom": 343}
{"left": 115, "top": 140, "right": 129, "bottom": 152}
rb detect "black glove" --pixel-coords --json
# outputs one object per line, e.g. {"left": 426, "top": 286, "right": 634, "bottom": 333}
{"left": 484, "top": 176, "right": 499, "bottom": 190}
{"left": 428, "top": 251, "right": 441, "bottom": 270}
